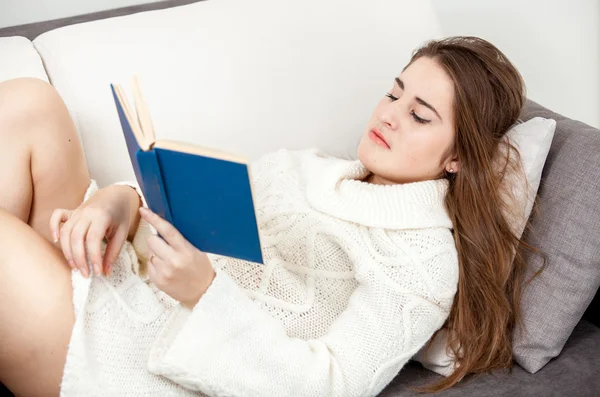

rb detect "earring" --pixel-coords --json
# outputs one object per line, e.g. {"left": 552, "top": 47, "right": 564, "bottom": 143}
{"left": 448, "top": 168, "right": 454, "bottom": 173}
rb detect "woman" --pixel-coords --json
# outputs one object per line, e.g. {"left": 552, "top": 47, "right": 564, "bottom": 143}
{"left": 0, "top": 36, "right": 535, "bottom": 396}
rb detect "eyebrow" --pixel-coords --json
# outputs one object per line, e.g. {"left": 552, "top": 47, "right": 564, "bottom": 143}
{"left": 395, "top": 77, "right": 443, "bottom": 121}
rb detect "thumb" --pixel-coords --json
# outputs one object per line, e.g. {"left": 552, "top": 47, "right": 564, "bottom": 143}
{"left": 102, "top": 225, "right": 129, "bottom": 276}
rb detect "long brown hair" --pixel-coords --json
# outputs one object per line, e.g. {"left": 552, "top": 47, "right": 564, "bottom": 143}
{"left": 407, "top": 37, "right": 546, "bottom": 392}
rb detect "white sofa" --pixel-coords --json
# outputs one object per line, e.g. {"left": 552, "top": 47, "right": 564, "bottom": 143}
{"left": 0, "top": 0, "right": 442, "bottom": 188}
{"left": 2, "top": 1, "right": 599, "bottom": 396}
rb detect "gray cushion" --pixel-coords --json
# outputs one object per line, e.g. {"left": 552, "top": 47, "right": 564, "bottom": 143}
{"left": 381, "top": 319, "right": 600, "bottom": 396}
{"left": 508, "top": 99, "right": 600, "bottom": 373}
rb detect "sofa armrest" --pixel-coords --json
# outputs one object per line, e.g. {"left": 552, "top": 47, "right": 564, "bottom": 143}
{"left": 0, "top": 36, "right": 49, "bottom": 83}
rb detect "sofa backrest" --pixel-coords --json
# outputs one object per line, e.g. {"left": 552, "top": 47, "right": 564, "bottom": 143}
{"left": 29, "top": 0, "right": 442, "bottom": 187}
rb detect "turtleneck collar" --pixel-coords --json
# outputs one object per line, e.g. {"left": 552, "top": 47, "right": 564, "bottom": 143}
{"left": 303, "top": 152, "right": 453, "bottom": 230}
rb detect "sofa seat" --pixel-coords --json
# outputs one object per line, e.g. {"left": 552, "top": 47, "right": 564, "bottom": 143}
{"left": 382, "top": 319, "right": 600, "bottom": 396}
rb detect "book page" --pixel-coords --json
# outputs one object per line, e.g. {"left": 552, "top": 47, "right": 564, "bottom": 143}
{"left": 132, "top": 77, "right": 157, "bottom": 144}
{"left": 113, "top": 84, "right": 152, "bottom": 151}
{"left": 154, "top": 139, "right": 249, "bottom": 165}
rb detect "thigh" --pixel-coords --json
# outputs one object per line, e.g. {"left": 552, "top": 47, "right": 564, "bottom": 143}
{"left": 0, "top": 208, "right": 74, "bottom": 397}
{"left": 27, "top": 87, "right": 91, "bottom": 242}
{"left": 0, "top": 78, "right": 91, "bottom": 242}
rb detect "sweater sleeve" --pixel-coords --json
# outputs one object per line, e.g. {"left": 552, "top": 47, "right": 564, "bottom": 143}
{"left": 411, "top": 328, "right": 457, "bottom": 376}
{"left": 147, "top": 250, "right": 457, "bottom": 397}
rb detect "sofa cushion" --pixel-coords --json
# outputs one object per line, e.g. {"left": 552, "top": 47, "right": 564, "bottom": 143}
{"left": 510, "top": 99, "right": 600, "bottom": 373}
{"left": 0, "top": 36, "right": 48, "bottom": 83}
{"left": 382, "top": 319, "right": 600, "bottom": 396}
{"left": 31, "top": 0, "right": 442, "bottom": 187}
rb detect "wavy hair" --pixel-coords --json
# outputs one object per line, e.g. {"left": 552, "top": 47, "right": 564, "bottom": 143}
{"left": 406, "top": 37, "right": 546, "bottom": 393}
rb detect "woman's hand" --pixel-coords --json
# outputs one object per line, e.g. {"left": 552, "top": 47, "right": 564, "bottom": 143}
{"left": 140, "top": 207, "right": 216, "bottom": 308}
{"left": 50, "top": 185, "right": 141, "bottom": 277}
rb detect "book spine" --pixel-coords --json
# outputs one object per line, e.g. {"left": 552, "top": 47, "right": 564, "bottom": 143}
{"left": 137, "top": 150, "right": 173, "bottom": 224}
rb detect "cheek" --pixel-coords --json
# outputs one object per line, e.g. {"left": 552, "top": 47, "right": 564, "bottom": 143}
{"left": 401, "top": 129, "right": 450, "bottom": 164}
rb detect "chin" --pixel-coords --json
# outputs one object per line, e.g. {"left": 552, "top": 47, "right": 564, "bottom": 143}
{"left": 356, "top": 139, "right": 381, "bottom": 174}
{"left": 356, "top": 140, "right": 412, "bottom": 184}
{"left": 356, "top": 139, "right": 369, "bottom": 165}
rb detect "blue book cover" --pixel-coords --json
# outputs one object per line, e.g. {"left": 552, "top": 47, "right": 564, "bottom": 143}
{"left": 110, "top": 82, "right": 264, "bottom": 264}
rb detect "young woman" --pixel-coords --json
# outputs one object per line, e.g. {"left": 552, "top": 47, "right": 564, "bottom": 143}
{"left": 0, "top": 36, "right": 533, "bottom": 396}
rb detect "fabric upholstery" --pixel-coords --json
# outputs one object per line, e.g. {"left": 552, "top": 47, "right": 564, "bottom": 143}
{"left": 0, "top": 36, "right": 48, "bottom": 83}
{"left": 509, "top": 99, "right": 600, "bottom": 373}
{"left": 384, "top": 319, "right": 600, "bottom": 396}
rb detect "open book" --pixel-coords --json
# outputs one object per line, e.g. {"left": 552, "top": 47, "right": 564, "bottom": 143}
{"left": 110, "top": 78, "right": 264, "bottom": 264}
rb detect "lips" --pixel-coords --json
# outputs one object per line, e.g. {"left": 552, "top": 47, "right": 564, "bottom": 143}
{"left": 369, "top": 128, "right": 390, "bottom": 149}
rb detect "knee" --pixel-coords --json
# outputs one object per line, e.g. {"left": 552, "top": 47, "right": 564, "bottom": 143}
{"left": 0, "top": 78, "right": 72, "bottom": 137}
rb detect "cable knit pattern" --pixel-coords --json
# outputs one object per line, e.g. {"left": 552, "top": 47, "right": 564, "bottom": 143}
{"left": 60, "top": 148, "right": 459, "bottom": 397}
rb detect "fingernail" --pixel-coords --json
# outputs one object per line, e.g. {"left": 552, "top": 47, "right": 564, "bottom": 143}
{"left": 53, "top": 233, "right": 59, "bottom": 243}
{"left": 78, "top": 263, "right": 88, "bottom": 278}
{"left": 93, "top": 263, "right": 101, "bottom": 276}
{"left": 68, "top": 259, "right": 75, "bottom": 269}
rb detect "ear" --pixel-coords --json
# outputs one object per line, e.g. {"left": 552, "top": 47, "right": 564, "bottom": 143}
{"left": 446, "top": 157, "right": 461, "bottom": 173}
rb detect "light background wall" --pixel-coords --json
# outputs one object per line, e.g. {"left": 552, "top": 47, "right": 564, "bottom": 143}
{"left": 0, "top": 0, "right": 163, "bottom": 28}
{"left": 431, "top": 0, "right": 599, "bottom": 128}
{"left": 1, "top": 0, "right": 598, "bottom": 127}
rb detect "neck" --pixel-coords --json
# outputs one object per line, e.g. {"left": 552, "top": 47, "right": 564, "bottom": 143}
{"left": 363, "top": 172, "right": 397, "bottom": 186}
{"left": 364, "top": 171, "right": 449, "bottom": 185}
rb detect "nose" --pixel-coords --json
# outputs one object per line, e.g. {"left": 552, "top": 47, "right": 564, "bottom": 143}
{"left": 379, "top": 102, "right": 399, "bottom": 131}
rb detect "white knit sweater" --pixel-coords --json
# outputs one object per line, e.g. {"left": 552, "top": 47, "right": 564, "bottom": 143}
{"left": 60, "top": 148, "right": 459, "bottom": 397}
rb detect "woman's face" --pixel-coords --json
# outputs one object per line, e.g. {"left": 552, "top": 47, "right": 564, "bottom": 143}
{"left": 357, "top": 56, "right": 459, "bottom": 185}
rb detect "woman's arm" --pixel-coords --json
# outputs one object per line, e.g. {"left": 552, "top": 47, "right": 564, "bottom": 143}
{"left": 147, "top": 250, "right": 458, "bottom": 397}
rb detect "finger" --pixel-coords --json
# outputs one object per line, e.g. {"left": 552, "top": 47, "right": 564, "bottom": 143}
{"left": 71, "top": 218, "right": 94, "bottom": 275}
{"left": 49, "top": 209, "right": 72, "bottom": 243}
{"left": 147, "top": 234, "right": 177, "bottom": 266}
{"left": 147, "top": 247, "right": 172, "bottom": 285}
{"left": 103, "top": 225, "right": 129, "bottom": 276}
{"left": 85, "top": 215, "right": 111, "bottom": 275}
{"left": 60, "top": 215, "right": 79, "bottom": 274}
{"left": 139, "top": 207, "right": 187, "bottom": 250}
{"left": 146, "top": 249, "right": 159, "bottom": 285}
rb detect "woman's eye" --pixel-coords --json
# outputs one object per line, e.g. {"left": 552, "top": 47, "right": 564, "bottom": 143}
{"left": 385, "top": 92, "right": 398, "bottom": 101}
{"left": 411, "top": 111, "right": 430, "bottom": 124}
{"left": 385, "top": 93, "right": 430, "bottom": 124}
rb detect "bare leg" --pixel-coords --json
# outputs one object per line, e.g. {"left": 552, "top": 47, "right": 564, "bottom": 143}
{"left": 0, "top": 79, "right": 92, "bottom": 395}
{"left": 0, "top": 78, "right": 91, "bottom": 242}
{"left": 0, "top": 208, "right": 74, "bottom": 396}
